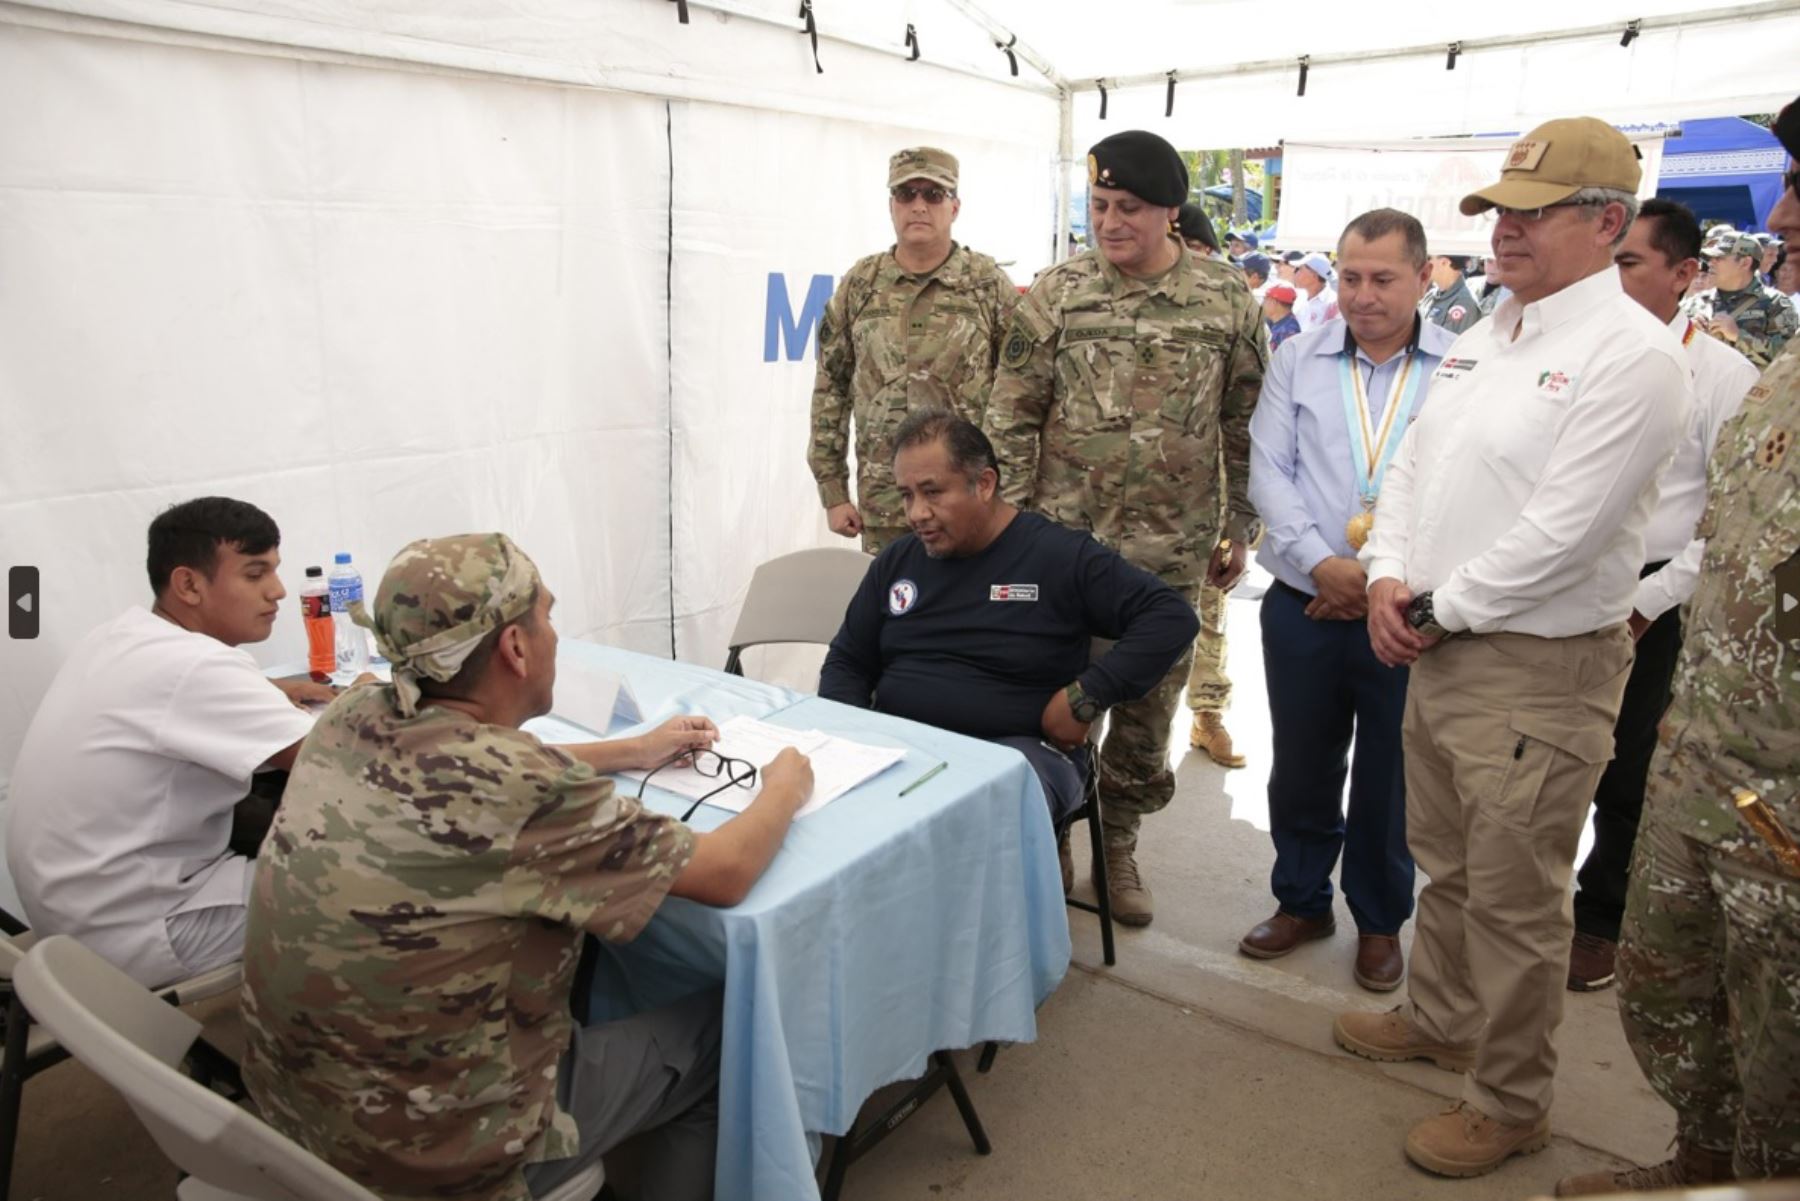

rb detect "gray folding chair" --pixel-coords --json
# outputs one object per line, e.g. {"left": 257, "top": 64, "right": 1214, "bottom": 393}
{"left": 0, "top": 910, "right": 242, "bottom": 1201}
{"left": 723, "top": 547, "right": 873, "bottom": 675}
{"left": 13, "top": 936, "right": 603, "bottom": 1201}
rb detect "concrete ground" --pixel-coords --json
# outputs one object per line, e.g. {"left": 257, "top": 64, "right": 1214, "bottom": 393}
{"left": 11, "top": 571, "right": 1678, "bottom": 1200}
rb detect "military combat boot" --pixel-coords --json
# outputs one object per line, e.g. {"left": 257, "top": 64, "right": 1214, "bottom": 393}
{"left": 1104, "top": 841, "right": 1154, "bottom": 926}
{"left": 1554, "top": 1141, "right": 1734, "bottom": 1195}
{"left": 1191, "top": 710, "right": 1246, "bottom": 768}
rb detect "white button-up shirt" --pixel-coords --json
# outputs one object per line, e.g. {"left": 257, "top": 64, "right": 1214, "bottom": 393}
{"left": 1363, "top": 266, "right": 1689, "bottom": 637}
{"left": 1296, "top": 285, "right": 1339, "bottom": 332}
{"left": 1634, "top": 314, "right": 1760, "bottom": 620}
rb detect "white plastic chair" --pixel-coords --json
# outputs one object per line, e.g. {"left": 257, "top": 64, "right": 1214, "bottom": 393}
{"left": 723, "top": 547, "right": 873, "bottom": 675}
{"left": 13, "top": 935, "right": 604, "bottom": 1201}
{"left": 0, "top": 914, "right": 242, "bottom": 1201}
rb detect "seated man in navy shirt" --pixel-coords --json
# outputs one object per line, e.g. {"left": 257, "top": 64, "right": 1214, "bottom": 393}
{"left": 819, "top": 409, "right": 1199, "bottom": 890}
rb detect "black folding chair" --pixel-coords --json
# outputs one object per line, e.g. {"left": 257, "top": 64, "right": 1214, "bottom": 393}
{"left": 821, "top": 1050, "right": 990, "bottom": 1201}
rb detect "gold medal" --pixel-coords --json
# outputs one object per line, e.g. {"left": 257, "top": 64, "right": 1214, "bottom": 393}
{"left": 1345, "top": 510, "right": 1374, "bottom": 551}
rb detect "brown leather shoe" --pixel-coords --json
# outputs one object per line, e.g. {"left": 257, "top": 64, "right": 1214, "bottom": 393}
{"left": 1555, "top": 1141, "right": 1734, "bottom": 1195}
{"left": 1354, "top": 933, "right": 1404, "bottom": 992}
{"left": 1567, "top": 930, "right": 1617, "bottom": 992}
{"left": 1238, "top": 909, "right": 1335, "bottom": 959}
{"left": 1332, "top": 1006, "right": 1476, "bottom": 1073}
{"left": 1405, "top": 1102, "right": 1550, "bottom": 1177}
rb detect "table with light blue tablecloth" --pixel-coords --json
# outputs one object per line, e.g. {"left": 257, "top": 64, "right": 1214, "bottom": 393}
{"left": 564, "top": 650, "right": 1072, "bottom": 1201}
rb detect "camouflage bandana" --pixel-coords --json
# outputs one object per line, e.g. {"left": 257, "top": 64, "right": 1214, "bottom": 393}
{"left": 363, "top": 533, "right": 541, "bottom": 716}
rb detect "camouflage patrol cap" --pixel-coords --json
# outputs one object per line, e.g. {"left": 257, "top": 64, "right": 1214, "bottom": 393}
{"left": 369, "top": 533, "right": 541, "bottom": 716}
{"left": 1704, "top": 233, "right": 1763, "bottom": 261}
{"left": 889, "top": 147, "right": 958, "bottom": 190}
{"left": 1087, "top": 130, "right": 1188, "bottom": 207}
{"left": 1460, "top": 116, "right": 1641, "bottom": 216}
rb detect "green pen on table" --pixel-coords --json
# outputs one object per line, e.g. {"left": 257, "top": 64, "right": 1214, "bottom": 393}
{"left": 898, "top": 761, "right": 947, "bottom": 796}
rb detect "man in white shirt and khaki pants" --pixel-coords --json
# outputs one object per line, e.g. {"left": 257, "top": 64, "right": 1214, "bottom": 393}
{"left": 1330, "top": 118, "right": 1690, "bottom": 1177}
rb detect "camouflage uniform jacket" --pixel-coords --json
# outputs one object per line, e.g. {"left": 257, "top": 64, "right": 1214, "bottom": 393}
{"left": 1684, "top": 283, "right": 1799, "bottom": 370}
{"left": 1648, "top": 342, "right": 1800, "bottom": 873}
{"left": 983, "top": 241, "right": 1267, "bottom": 586}
{"left": 240, "top": 685, "right": 695, "bottom": 1201}
{"left": 807, "top": 244, "right": 1018, "bottom": 527}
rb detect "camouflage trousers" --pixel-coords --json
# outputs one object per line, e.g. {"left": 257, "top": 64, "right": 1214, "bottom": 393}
{"left": 861, "top": 526, "right": 908, "bottom": 556}
{"left": 1184, "top": 583, "right": 1231, "bottom": 712}
{"left": 1618, "top": 812, "right": 1800, "bottom": 1177}
{"left": 1098, "top": 634, "right": 1197, "bottom": 849}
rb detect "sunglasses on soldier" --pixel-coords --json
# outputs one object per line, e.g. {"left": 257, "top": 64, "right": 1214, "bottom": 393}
{"left": 891, "top": 184, "right": 952, "bottom": 205}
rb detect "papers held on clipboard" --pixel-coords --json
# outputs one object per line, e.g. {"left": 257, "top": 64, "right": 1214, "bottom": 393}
{"left": 620, "top": 716, "right": 907, "bottom": 820}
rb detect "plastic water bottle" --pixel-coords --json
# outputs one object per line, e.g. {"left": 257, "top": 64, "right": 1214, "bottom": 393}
{"left": 328, "top": 553, "right": 370, "bottom": 678}
{"left": 300, "top": 566, "right": 334, "bottom": 681}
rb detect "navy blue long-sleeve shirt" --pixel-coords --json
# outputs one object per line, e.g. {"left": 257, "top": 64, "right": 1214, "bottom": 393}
{"left": 818, "top": 511, "right": 1201, "bottom": 740}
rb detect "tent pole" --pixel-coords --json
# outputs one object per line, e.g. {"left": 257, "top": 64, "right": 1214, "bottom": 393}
{"left": 1056, "top": 87, "right": 1073, "bottom": 265}
{"left": 938, "top": 0, "right": 1067, "bottom": 90}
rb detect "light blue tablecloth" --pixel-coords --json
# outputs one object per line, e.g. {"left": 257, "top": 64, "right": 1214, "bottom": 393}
{"left": 584, "top": 683, "right": 1072, "bottom": 1201}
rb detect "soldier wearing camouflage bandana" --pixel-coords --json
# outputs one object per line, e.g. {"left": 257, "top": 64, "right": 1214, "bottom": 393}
{"left": 808, "top": 146, "right": 1019, "bottom": 553}
{"left": 1558, "top": 96, "right": 1800, "bottom": 1196}
{"left": 241, "top": 533, "right": 813, "bottom": 1201}
{"left": 984, "top": 129, "right": 1266, "bottom": 926}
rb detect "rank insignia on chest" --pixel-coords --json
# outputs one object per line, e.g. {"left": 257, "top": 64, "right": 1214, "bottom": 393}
{"left": 1778, "top": 552, "right": 1800, "bottom": 642}
{"left": 1137, "top": 343, "right": 1157, "bottom": 367}
{"left": 1756, "top": 427, "right": 1791, "bottom": 470}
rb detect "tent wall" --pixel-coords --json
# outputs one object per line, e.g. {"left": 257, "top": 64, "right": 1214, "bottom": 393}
{"left": 0, "top": 14, "right": 1059, "bottom": 847}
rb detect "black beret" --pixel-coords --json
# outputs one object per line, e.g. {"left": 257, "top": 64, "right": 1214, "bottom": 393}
{"left": 1176, "top": 203, "right": 1218, "bottom": 251}
{"left": 1088, "top": 130, "right": 1188, "bottom": 207}
{"left": 1775, "top": 95, "right": 1800, "bottom": 163}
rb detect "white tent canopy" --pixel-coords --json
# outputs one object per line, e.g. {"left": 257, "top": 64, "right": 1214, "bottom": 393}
{"left": 1, "top": 0, "right": 1797, "bottom": 847}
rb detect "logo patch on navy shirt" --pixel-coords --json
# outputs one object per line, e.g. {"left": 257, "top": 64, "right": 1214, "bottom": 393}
{"left": 889, "top": 579, "right": 919, "bottom": 615}
{"left": 989, "top": 584, "right": 1039, "bottom": 601}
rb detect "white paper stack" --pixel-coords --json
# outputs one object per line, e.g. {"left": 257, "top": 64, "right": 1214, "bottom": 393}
{"left": 620, "top": 715, "right": 906, "bottom": 819}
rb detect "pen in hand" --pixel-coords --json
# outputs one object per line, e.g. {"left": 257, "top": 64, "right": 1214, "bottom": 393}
{"left": 898, "top": 761, "right": 947, "bottom": 797}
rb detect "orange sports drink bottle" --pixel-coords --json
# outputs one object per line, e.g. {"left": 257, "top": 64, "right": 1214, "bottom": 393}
{"left": 301, "top": 566, "right": 334, "bottom": 681}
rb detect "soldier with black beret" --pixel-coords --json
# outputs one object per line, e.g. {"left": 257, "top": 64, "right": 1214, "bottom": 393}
{"left": 984, "top": 129, "right": 1266, "bottom": 925}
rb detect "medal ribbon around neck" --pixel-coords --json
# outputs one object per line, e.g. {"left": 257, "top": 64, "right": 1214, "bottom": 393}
{"left": 1339, "top": 347, "right": 1422, "bottom": 512}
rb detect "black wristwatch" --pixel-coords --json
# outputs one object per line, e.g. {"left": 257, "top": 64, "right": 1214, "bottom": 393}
{"left": 1404, "top": 590, "right": 1450, "bottom": 640}
{"left": 1065, "top": 681, "right": 1104, "bottom": 724}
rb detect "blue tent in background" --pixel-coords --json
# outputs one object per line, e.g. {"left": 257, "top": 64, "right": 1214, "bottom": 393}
{"left": 1654, "top": 117, "right": 1787, "bottom": 232}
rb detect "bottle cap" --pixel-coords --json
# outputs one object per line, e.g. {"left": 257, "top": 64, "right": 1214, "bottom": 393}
{"left": 305, "top": 566, "right": 323, "bottom": 577}
{"left": 334, "top": 552, "right": 352, "bottom": 564}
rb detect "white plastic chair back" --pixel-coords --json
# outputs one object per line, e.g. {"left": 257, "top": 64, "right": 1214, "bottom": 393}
{"left": 14, "top": 936, "right": 379, "bottom": 1201}
{"left": 726, "top": 547, "right": 873, "bottom": 666}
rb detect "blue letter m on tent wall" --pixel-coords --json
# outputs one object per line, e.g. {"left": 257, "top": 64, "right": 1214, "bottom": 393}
{"left": 764, "top": 272, "right": 834, "bottom": 362}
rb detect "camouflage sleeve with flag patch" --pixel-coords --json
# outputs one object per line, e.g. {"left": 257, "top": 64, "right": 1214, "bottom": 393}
{"left": 984, "top": 281, "right": 1061, "bottom": 506}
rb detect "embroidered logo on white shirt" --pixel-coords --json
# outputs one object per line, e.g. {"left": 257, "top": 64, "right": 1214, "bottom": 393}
{"left": 989, "top": 584, "right": 1039, "bottom": 601}
{"left": 1536, "top": 370, "right": 1574, "bottom": 395}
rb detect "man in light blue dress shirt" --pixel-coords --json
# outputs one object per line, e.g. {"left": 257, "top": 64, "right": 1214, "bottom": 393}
{"left": 1241, "top": 209, "right": 1457, "bottom": 992}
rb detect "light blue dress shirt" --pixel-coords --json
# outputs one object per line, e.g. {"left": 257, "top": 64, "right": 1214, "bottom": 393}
{"left": 1249, "top": 315, "right": 1459, "bottom": 596}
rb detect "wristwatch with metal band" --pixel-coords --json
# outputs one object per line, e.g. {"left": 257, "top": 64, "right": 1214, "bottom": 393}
{"left": 1404, "top": 590, "right": 1450, "bottom": 641}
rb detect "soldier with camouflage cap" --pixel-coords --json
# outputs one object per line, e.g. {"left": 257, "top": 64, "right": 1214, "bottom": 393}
{"left": 1688, "top": 230, "right": 1798, "bottom": 368}
{"left": 1557, "top": 94, "right": 1800, "bottom": 1197}
{"left": 983, "top": 128, "right": 1266, "bottom": 926}
{"left": 241, "top": 533, "right": 813, "bottom": 1201}
{"left": 808, "top": 146, "right": 1019, "bottom": 553}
